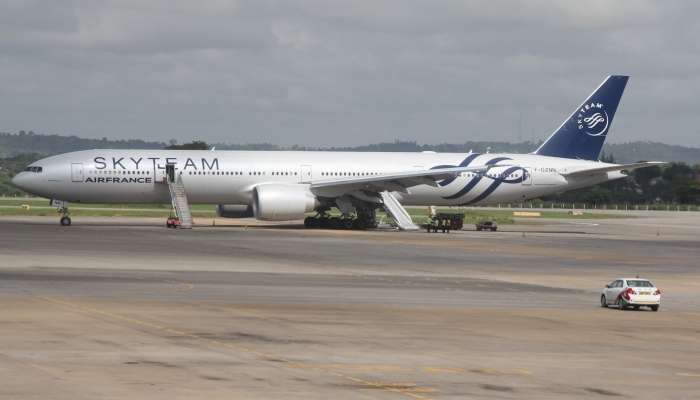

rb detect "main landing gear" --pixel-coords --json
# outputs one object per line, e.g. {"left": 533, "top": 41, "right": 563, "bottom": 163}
{"left": 304, "top": 208, "right": 378, "bottom": 230}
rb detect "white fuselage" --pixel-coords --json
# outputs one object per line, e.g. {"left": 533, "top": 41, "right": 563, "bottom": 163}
{"left": 13, "top": 149, "right": 623, "bottom": 207}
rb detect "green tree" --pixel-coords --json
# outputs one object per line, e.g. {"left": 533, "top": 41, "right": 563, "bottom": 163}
{"left": 165, "top": 140, "right": 209, "bottom": 150}
{"left": 0, "top": 153, "right": 43, "bottom": 196}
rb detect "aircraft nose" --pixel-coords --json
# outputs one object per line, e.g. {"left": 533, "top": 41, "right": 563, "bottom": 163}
{"left": 11, "top": 173, "right": 30, "bottom": 191}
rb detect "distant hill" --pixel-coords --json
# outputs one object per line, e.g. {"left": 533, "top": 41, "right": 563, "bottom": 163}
{"left": 603, "top": 142, "right": 700, "bottom": 164}
{"left": 1, "top": 131, "right": 699, "bottom": 164}
{"left": 0, "top": 131, "right": 165, "bottom": 157}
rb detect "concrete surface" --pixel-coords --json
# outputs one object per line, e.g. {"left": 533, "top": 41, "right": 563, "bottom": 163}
{"left": 0, "top": 214, "right": 699, "bottom": 399}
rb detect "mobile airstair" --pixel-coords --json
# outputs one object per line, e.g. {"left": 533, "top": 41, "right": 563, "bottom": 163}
{"left": 166, "top": 166, "right": 192, "bottom": 229}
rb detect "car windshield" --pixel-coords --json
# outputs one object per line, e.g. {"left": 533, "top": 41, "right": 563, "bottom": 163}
{"left": 626, "top": 280, "right": 653, "bottom": 288}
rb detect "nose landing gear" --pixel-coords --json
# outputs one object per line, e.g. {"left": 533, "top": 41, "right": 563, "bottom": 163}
{"left": 51, "top": 199, "right": 71, "bottom": 226}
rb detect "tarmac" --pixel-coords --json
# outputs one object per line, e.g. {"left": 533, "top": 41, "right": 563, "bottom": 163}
{"left": 0, "top": 213, "right": 699, "bottom": 399}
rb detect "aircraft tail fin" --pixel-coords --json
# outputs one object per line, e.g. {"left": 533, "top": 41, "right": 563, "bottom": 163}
{"left": 534, "top": 75, "right": 629, "bottom": 161}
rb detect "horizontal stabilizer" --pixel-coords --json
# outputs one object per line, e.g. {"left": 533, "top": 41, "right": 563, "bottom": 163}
{"left": 563, "top": 161, "right": 666, "bottom": 178}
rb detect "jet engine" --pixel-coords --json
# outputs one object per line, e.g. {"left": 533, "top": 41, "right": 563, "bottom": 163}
{"left": 216, "top": 204, "right": 254, "bottom": 218}
{"left": 252, "top": 184, "right": 318, "bottom": 221}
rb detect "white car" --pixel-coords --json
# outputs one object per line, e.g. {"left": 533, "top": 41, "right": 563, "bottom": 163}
{"left": 600, "top": 278, "right": 661, "bottom": 311}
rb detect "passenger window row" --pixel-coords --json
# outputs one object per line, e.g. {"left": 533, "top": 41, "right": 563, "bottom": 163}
{"left": 459, "top": 172, "right": 521, "bottom": 179}
{"left": 82, "top": 169, "right": 392, "bottom": 178}
{"left": 85, "top": 170, "right": 299, "bottom": 176}
{"left": 186, "top": 171, "right": 300, "bottom": 176}
{"left": 321, "top": 172, "right": 379, "bottom": 177}
{"left": 89, "top": 170, "right": 148, "bottom": 175}
{"left": 188, "top": 171, "right": 245, "bottom": 176}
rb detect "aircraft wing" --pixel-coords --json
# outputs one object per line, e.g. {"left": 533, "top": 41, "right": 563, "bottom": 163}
{"left": 562, "top": 161, "right": 667, "bottom": 178}
{"left": 310, "top": 165, "right": 500, "bottom": 198}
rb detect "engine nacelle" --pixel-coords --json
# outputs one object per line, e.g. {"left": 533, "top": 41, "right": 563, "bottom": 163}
{"left": 252, "top": 184, "right": 318, "bottom": 221}
{"left": 216, "top": 204, "right": 254, "bottom": 218}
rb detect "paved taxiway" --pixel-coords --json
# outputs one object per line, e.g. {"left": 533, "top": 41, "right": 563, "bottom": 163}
{"left": 1, "top": 213, "right": 699, "bottom": 399}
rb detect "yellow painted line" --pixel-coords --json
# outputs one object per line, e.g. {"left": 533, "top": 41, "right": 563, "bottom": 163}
{"left": 423, "top": 367, "right": 465, "bottom": 374}
{"left": 470, "top": 367, "right": 532, "bottom": 376}
{"left": 36, "top": 296, "right": 435, "bottom": 400}
{"left": 513, "top": 211, "right": 541, "bottom": 217}
{"left": 292, "top": 362, "right": 412, "bottom": 373}
{"left": 676, "top": 372, "right": 700, "bottom": 378}
{"left": 163, "top": 280, "right": 195, "bottom": 292}
{"left": 339, "top": 375, "right": 436, "bottom": 399}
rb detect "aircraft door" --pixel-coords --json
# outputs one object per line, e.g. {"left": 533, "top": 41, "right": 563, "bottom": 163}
{"left": 299, "top": 165, "right": 312, "bottom": 183}
{"left": 153, "top": 161, "right": 167, "bottom": 183}
{"left": 521, "top": 167, "right": 533, "bottom": 186}
{"left": 71, "top": 163, "right": 84, "bottom": 182}
{"left": 165, "top": 163, "right": 176, "bottom": 183}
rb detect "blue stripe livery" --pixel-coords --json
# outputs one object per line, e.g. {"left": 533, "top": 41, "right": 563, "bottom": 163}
{"left": 535, "top": 75, "right": 629, "bottom": 161}
{"left": 433, "top": 155, "right": 528, "bottom": 204}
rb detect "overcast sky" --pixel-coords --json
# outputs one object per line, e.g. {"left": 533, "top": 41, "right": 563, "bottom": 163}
{"left": 1, "top": 1, "right": 699, "bottom": 147}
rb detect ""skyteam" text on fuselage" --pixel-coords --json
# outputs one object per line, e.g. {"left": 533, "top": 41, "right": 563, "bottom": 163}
{"left": 93, "top": 156, "right": 220, "bottom": 171}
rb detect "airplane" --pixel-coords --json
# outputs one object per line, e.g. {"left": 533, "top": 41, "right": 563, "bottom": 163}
{"left": 12, "top": 75, "right": 664, "bottom": 230}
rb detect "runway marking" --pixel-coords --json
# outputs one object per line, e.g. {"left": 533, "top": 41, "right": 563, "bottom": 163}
{"left": 470, "top": 367, "right": 532, "bottom": 376}
{"left": 292, "top": 363, "right": 412, "bottom": 373}
{"left": 25, "top": 362, "right": 65, "bottom": 379}
{"left": 163, "top": 280, "right": 194, "bottom": 292}
{"left": 567, "top": 222, "right": 599, "bottom": 226}
{"left": 423, "top": 367, "right": 465, "bottom": 374}
{"left": 35, "top": 295, "right": 436, "bottom": 400}
{"left": 675, "top": 372, "right": 700, "bottom": 378}
{"left": 0, "top": 351, "right": 64, "bottom": 381}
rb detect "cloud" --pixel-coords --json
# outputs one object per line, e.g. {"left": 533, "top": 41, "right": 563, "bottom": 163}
{"left": 0, "top": 0, "right": 698, "bottom": 146}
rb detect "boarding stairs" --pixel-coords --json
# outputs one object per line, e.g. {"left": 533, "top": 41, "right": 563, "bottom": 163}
{"left": 168, "top": 173, "right": 192, "bottom": 229}
{"left": 379, "top": 191, "right": 419, "bottom": 230}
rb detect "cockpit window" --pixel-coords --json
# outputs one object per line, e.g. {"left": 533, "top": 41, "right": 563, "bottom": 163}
{"left": 24, "top": 166, "right": 43, "bottom": 173}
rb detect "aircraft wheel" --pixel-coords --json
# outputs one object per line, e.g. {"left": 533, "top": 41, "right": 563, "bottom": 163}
{"left": 60, "top": 216, "right": 72, "bottom": 226}
{"left": 353, "top": 219, "right": 367, "bottom": 230}
{"left": 305, "top": 217, "right": 320, "bottom": 229}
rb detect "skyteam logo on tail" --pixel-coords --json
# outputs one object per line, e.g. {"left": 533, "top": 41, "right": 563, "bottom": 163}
{"left": 535, "top": 75, "right": 628, "bottom": 160}
{"left": 577, "top": 102, "right": 609, "bottom": 137}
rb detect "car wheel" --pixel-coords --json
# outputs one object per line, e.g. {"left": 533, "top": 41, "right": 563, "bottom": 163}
{"left": 600, "top": 295, "right": 608, "bottom": 308}
{"left": 651, "top": 305, "right": 659, "bottom": 312}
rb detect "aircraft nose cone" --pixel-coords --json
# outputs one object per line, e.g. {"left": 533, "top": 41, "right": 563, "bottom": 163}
{"left": 11, "top": 173, "right": 29, "bottom": 191}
